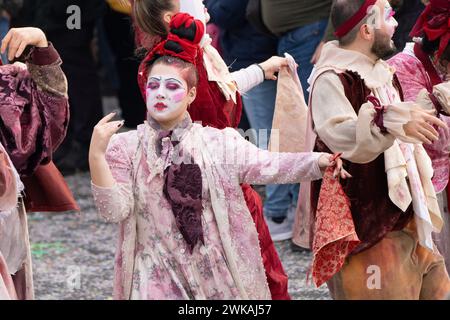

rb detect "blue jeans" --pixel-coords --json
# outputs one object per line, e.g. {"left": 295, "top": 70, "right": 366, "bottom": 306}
{"left": 278, "top": 19, "right": 328, "bottom": 102}
{"left": 242, "top": 80, "right": 300, "bottom": 219}
{"left": 0, "top": 17, "right": 9, "bottom": 64}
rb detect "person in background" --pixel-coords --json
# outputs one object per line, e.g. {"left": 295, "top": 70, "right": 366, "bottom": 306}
{"left": 103, "top": 0, "right": 146, "bottom": 128}
{"left": 261, "top": 0, "right": 334, "bottom": 101}
{"left": 205, "top": 0, "right": 300, "bottom": 242}
{"left": 0, "top": 26, "right": 79, "bottom": 299}
{"left": 388, "top": 0, "right": 450, "bottom": 274}
{"left": 389, "top": 0, "right": 425, "bottom": 52}
{"left": 306, "top": 0, "right": 450, "bottom": 299}
{"left": 0, "top": 0, "right": 22, "bottom": 63}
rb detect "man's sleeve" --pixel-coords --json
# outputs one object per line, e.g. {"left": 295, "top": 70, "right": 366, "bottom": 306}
{"left": 311, "top": 71, "right": 396, "bottom": 163}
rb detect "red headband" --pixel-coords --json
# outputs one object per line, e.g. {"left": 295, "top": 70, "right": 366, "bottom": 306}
{"left": 334, "top": 0, "right": 378, "bottom": 38}
{"left": 137, "top": 13, "right": 205, "bottom": 99}
{"left": 410, "top": 0, "right": 450, "bottom": 59}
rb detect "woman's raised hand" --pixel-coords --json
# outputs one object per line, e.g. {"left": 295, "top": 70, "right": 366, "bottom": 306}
{"left": 89, "top": 113, "right": 124, "bottom": 160}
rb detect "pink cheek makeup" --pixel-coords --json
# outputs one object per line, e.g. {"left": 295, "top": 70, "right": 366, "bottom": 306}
{"left": 384, "top": 7, "right": 397, "bottom": 31}
{"left": 172, "top": 90, "right": 187, "bottom": 103}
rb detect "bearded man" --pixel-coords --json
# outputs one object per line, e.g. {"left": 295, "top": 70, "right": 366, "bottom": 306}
{"left": 302, "top": 0, "right": 450, "bottom": 299}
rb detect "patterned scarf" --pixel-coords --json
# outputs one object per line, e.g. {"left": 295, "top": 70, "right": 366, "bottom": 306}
{"left": 148, "top": 115, "right": 204, "bottom": 253}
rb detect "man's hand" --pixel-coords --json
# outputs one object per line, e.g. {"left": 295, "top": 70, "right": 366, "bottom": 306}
{"left": 403, "top": 108, "right": 447, "bottom": 144}
{"left": 1, "top": 27, "right": 48, "bottom": 62}
{"left": 258, "top": 56, "right": 289, "bottom": 81}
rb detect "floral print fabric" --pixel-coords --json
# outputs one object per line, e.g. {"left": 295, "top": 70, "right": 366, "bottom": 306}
{"left": 92, "top": 116, "right": 324, "bottom": 299}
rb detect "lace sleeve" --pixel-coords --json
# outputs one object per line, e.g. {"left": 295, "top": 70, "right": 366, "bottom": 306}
{"left": 221, "top": 129, "right": 324, "bottom": 185}
{"left": 231, "top": 64, "right": 264, "bottom": 94}
{"left": 91, "top": 135, "right": 134, "bottom": 223}
{"left": 26, "top": 43, "right": 68, "bottom": 97}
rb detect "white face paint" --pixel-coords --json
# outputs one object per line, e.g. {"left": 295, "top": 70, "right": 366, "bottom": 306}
{"left": 368, "top": 1, "right": 398, "bottom": 35}
{"left": 383, "top": 3, "right": 398, "bottom": 36}
{"left": 147, "top": 76, "right": 187, "bottom": 113}
{"left": 146, "top": 65, "right": 191, "bottom": 128}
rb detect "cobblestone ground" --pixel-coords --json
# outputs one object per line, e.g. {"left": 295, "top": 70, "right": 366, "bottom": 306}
{"left": 28, "top": 172, "right": 330, "bottom": 300}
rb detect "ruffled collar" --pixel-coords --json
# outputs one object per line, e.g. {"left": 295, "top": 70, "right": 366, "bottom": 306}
{"left": 139, "top": 113, "right": 194, "bottom": 181}
{"left": 313, "top": 41, "right": 396, "bottom": 89}
{"left": 144, "top": 113, "right": 192, "bottom": 154}
{"left": 146, "top": 112, "right": 193, "bottom": 136}
{"left": 144, "top": 113, "right": 204, "bottom": 253}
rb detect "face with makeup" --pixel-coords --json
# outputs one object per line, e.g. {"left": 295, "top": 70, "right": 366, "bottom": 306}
{"left": 370, "top": 0, "right": 398, "bottom": 58}
{"left": 146, "top": 63, "right": 196, "bottom": 129}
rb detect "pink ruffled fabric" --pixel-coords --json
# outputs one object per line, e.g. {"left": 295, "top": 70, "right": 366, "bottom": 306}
{"left": 0, "top": 252, "right": 17, "bottom": 300}
{"left": 389, "top": 52, "right": 450, "bottom": 193}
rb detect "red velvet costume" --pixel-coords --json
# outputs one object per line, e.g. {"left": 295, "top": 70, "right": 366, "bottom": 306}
{"left": 0, "top": 45, "right": 78, "bottom": 213}
{"left": 135, "top": 13, "right": 289, "bottom": 299}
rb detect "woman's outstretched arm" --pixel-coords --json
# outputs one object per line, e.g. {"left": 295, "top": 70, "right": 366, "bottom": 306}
{"left": 213, "top": 128, "right": 349, "bottom": 185}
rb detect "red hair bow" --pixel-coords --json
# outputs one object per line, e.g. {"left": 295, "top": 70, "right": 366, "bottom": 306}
{"left": 410, "top": 0, "right": 450, "bottom": 59}
{"left": 137, "top": 12, "right": 205, "bottom": 98}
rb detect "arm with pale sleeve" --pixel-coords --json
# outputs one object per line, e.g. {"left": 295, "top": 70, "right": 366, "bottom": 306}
{"left": 389, "top": 53, "right": 450, "bottom": 116}
{"left": 416, "top": 81, "right": 450, "bottom": 115}
{"left": 220, "top": 129, "right": 325, "bottom": 185}
{"left": 0, "top": 147, "right": 17, "bottom": 213}
{"left": 311, "top": 71, "right": 398, "bottom": 164}
{"left": 91, "top": 135, "right": 134, "bottom": 223}
{"left": 414, "top": 84, "right": 450, "bottom": 158}
{"left": 231, "top": 64, "right": 264, "bottom": 94}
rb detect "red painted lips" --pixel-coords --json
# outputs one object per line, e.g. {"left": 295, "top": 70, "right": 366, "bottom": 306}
{"left": 154, "top": 102, "right": 167, "bottom": 111}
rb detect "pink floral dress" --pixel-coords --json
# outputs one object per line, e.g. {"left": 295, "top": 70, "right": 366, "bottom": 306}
{"left": 92, "top": 115, "right": 324, "bottom": 299}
